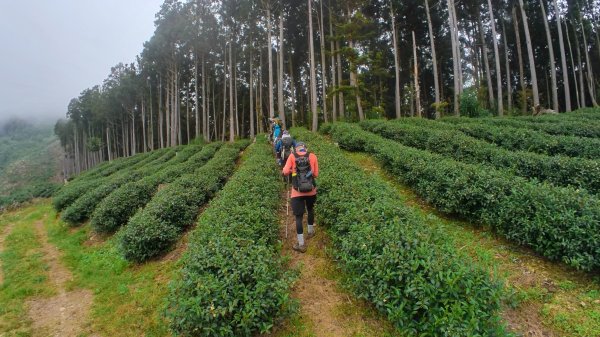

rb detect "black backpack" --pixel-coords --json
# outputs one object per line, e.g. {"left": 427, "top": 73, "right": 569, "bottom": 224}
{"left": 280, "top": 137, "right": 294, "bottom": 165}
{"left": 293, "top": 152, "right": 314, "bottom": 192}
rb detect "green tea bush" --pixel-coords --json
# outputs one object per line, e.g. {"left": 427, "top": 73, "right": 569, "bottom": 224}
{"left": 166, "top": 138, "right": 294, "bottom": 337}
{"left": 295, "top": 127, "right": 505, "bottom": 335}
{"left": 325, "top": 123, "right": 600, "bottom": 272}
{"left": 457, "top": 123, "right": 600, "bottom": 159}
{"left": 117, "top": 141, "right": 247, "bottom": 262}
{"left": 361, "top": 120, "right": 600, "bottom": 193}
{"left": 443, "top": 116, "right": 600, "bottom": 138}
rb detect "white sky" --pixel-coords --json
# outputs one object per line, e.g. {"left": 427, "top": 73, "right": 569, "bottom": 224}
{"left": 0, "top": 0, "right": 164, "bottom": 122}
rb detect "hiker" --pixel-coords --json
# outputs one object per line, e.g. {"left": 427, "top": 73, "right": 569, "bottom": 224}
{"left": 275, "top": 130, "right": 296, "bottom": 167}
{"left": 282, "top": 142, "right": 318, "bottom": 253}
{"left": 273, "top": 120, "right": 282, "bottom": 143}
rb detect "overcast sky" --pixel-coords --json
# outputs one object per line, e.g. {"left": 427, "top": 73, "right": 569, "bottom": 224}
{"left": 0, "top": 0, "right": 164, "bottom": 122}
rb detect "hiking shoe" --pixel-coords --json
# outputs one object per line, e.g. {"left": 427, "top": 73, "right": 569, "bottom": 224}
{"left": 293, "top": 243, "right": 307, "bottom": 253}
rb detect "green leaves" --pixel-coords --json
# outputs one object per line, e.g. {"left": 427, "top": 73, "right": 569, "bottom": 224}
{"left": 325, "top": 123, "right": 600, "bottom": 272}
{"left": 166, "top": 137, "right": 294, "bottom": 336}
{"left": 295, "top": 127, "right": 505, "bottom": 336}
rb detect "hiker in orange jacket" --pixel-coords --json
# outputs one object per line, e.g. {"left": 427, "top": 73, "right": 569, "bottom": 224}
{"left": 282, "top": 142, "right": 319, "bottom": 253}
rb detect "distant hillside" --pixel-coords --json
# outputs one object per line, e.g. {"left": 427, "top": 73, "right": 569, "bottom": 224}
{"left": 0, "top": 118, "right": 62, "bottom": 210}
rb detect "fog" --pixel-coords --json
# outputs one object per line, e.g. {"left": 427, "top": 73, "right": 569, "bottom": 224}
{"left": 0, "top": 0, "right": 164, "bottom": 124}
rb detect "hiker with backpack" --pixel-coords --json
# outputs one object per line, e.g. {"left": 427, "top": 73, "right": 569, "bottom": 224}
{"left": 282, "top": 142, "right": 319, "bottom": 253}
{"left": 275, "top": 130, "right": 296, "bottom": 167}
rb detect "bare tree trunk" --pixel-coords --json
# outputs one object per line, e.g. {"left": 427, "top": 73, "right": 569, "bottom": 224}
{"left": 259, "top": 51, "right": 264, "bottom": 133}
{"left": 573, "top": 21, "right": 586, "bottom": 107}
{"left": 141, "top": 98, "right": 147, "bottom": 151}
{"left": 149, "top": 81, "right": 154, "bottom": 150}
{"left": 488, "top": 0, "right": 504, "bottom": 116}
{"left": 250, "top": 51, "right": 255, "bottom": 138}
{"left": 424, "top": 0, "right": 440, "bottom": 117}
{"left": 540, "top": 0, "right": 558, "bottom": 112}
{"left": 195, "top": 57, "right": 200, "bottom": 140}
{"left": 278, "top": 14, "right": 286, "bottom": 128}
{"left": 229, "top": 40, "right": 235, "bottom": 142}
{"left": 289, "top": 55, "right": 296, "bottom": 127}
{"left": 565, "top": 20, "right": 581, "bottom": 108}
{"left": 502, "top": 20, "right": 512, "bottom": 112}
{"left": 319, "top": 0, "right": 328, "bottom": 123}
{"left": 106, "top": 125, "right": 112, "bottom": 161}
{"left": 553, "top": 0, "right": 571, "bottom": 111}
{"left": 478, "top": 16, "right": 495, "bottom": 110}
{"left": 391, "top": 1, "right": 401, "bottom": 119}
{"left": 519, "top": 0, "right": 540, "bottom": 110}
{"left": 580, "top": 19, "right": 598, "bottom": 106}
{"left": 448, "top": 0, "right": 460, "bottom": 115}
{"left": 309, "top": 0, "right": 318, "bottom": 131}
{"left": 452, "top": 1, "right": 463, "bottom": 90}
{"left": 347, "top": 7, "right": 363, "bottom": 121}
{"left": 336, "top": 40, "right": 344, "bottom": 118}
{"left": 267, "top": 5, "right": 275, "bottom": 118}
{"left": 166, "top": 77, "right": 171, "bottom": 147}
{"left": 329, "top": 0, "right": 337, "bottom": 122}
{"left": 159, "top": 75, "right": 164, "bottom": 148}
{"left": 222, "top": 53, "right": 227, "bottom": 141}
{"left": 412, "top": 31, "right": 421, "bottom": 117}
{"left": 131, "top": 111, "right": 137, "bottom": 155}
{"left": 513, "top": 6, "right": 526, "bottom": 113}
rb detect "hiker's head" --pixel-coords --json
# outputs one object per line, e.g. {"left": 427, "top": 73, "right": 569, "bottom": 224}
{"left": 282, "top": 130, "right": 290, "bottom": 137}
{"left": 295, "top": 142, "right": 307, "bottom": 154}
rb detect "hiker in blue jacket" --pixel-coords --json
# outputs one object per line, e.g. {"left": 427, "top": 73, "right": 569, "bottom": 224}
{"left": 275, "top": 130, "right": 296, "bottom": 166}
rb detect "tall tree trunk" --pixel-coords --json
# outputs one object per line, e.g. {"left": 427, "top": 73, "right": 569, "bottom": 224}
{"left": 573, "top": 21, "right": 586, "bottom": 107}
{"left": 519, "top": 0, "right": 540, "bottom": 110}
{"left": 159, "top": 75, "right": 164, "bottom": 148}
{"left": 424, "top": 0, "right": 440, "bottom": 117}
{"left": 202, "top": 56, "right": 208, "bottom": 141}
{"left": 267, "top": 5, "right": 275, "bottom": 118}
{"left": 412, "top": 31, "right": 421, "bottom": 117}
{"left": 149, "top": 81, "right": 154, "bottom": 150}
{"left": 448, "top": 0, "right": 460, "bottom": 115}
{"left": 319, "top": 0, "right": 328, "bottom": 123}
{"left": 278, "top": 15, "right": 286, "bottom": 128}
{"left": 565, "top": 20, "right": 581, "bottom": 108}
{"left": 347, "top": 7, "right": 364, "bottom": 121}
{"left": 512, "top": 6, "right": 526, "bottom": 113}
{"left": 488, "top": 0, "right": 504, "bottom": 116}
{"left": 166, "top": 77, "right": 171, "bottom": 147}
{"left": 142, "top": 98, "right": 147, "bottom": 151}
{"left": 336, "top": 40, "right": 345, "bottom": 118}
{"left": 309, "top": 0, "right": 318, "bottom": 131}
{"left": 259, "top": 51, "right": 264, "bottom": 133}
{"left": 553, "top": 0, "right": 571, "bottom": 111}
{"left": 329, "top": 0, "right": 337, "bottom": 122}
{"left": 106, "top": 125, "right": 112, "bottom": 161}
{"left": 229, "top": 40, "right": 235, "bottom": 142}
{"left": 289, "top": 54, "right": 296, "bottom": 127}
{"left": 502, "top": 20, "right": 512, "bottom": 112}
{"left": 478, "top": 16, "right": 495, "bottom": 110}
{"left": 391, "top": 1, "right": 401, "bottom": 118}
{"left": 580, "top": 19, "right": 598, "bottom": 106}
{"left": 131, "top": 113, "right": 136, "bottom": 155}
{"left": 222, "top": 52, "right": 227, "bottom": 142}
{"left": 452, "top": 1, "right": 463, "bottom": 90}
{"left": 195, "top": 56, "right": 200, "bottom": 140}
{"left": 250, "top": 51, "right": 255, "bottom": 138}
{"left": 540, "top": 0, "right": 558, "bottom": 112}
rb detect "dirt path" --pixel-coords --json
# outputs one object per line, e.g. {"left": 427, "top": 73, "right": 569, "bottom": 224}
{"left": 26, "top": 220, "right": 95, "bottom": 337}
{"left": 273, "top": 188, "right": 394, "bottom": 337}
{"left": 0, "top": 223, "right": 16, "bottom": 285}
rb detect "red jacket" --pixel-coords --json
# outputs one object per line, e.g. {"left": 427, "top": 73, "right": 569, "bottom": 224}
{"left": 282, "top": 151, "right": 319, "bottom": 198}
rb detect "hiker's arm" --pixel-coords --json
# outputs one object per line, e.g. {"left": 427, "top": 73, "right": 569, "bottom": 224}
{"left": 282, "top": 154, "right": 294, "bottom": 176}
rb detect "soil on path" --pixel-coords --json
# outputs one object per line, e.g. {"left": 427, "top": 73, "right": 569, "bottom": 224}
{"left": 0, "top": 223, "right": 16, "bottom": 285}
{"left": 26, "top": 219, "right": 95, "bottom": 337}
{"left": 270, "top": 188, "right": 395, "bottom": 337}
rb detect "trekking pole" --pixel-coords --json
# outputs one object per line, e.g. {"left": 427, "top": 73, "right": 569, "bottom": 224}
{"left": 286, "top": 188, "right": 290, "bottom": 238}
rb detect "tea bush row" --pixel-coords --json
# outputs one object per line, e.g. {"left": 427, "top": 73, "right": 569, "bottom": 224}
{"left": 443, "top": 117, "right": 600, "bottom": 138}
{"left": 361, "top": 120, "right": 600, "bottom": 193}
{"left": 116, "top": 140, "right": 247, "bottom": 261}
{"left": 294, "top": 127, "right": 505, "bottom": 336}
{"left": 324, "top": 123, "right": 600, "bottom": 272}
{"left": 166, "top": 138, "right": 294, "bottom": 336}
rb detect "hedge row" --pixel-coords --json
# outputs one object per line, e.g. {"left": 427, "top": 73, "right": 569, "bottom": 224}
{"left": 455, "top": 123, "right": 600, "bottom": 160}
{"left": 323, "top": 123, "right": 600, "bottom": 272}
{"left": 61, "top": 145, "right": 206, "bottom": 226}
{"left": 166, "top": 137, "right": 294, "bottom": 336}
{"left": 72, "top": 151, "right": 150, "bottom": 181}
{"left": 361, "top": 120, "right": 600, "bottom": 194}
{"left": 116, "top": 140, "right": 247, "bottom": 262}
{"left": 293, "top": 127, "right": 505, "bottom": 335}
{"left": 52, "top": 148, "right": 175, "bottom": 211}
{"left": 87, "top": 146, "right": 199, "bottom": 233}
{"left": 443, "top": 116, "right": 600, "bottom": 138}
